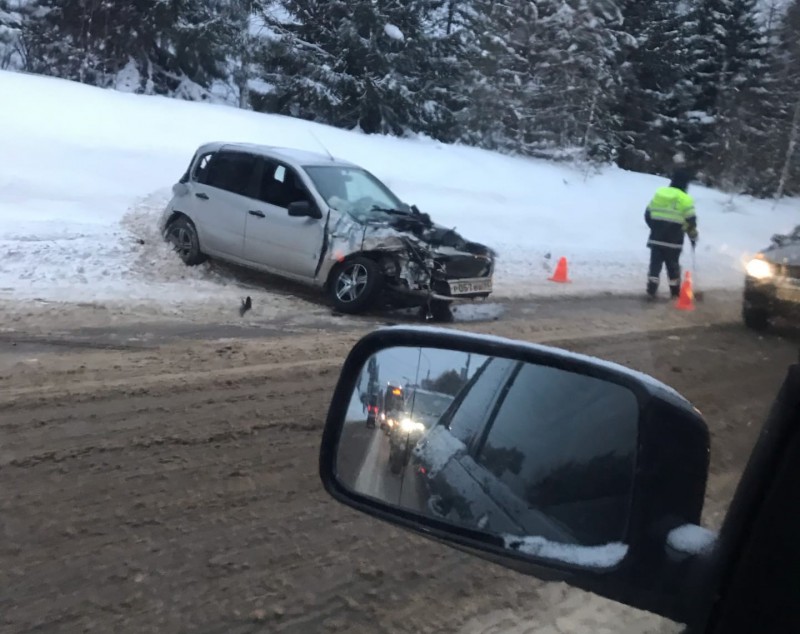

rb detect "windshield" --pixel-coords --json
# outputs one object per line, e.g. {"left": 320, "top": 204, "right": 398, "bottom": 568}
{"left": 304, "top": 165, "right": 406, "bottom": 221}
{"left": 407, "top": 391, "right": 453, "bottom": 418}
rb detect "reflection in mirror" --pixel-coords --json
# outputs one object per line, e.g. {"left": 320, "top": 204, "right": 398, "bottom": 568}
{"left": 336, "top": 347, "right": 639, "bottom": 569}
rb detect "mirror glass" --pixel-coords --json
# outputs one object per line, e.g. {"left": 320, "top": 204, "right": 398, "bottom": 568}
{"left": 337, "top": 347, "right": 639, "bottom": 568}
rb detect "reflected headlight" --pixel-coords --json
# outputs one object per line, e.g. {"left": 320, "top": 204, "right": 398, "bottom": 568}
{"left": 746, "top": 258, "right": 774, "bottom": 280}
{"left": 399, "top": 418, "right": 425, "bottom": 434}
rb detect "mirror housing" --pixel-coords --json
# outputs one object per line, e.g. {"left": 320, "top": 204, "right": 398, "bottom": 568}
{"left": 319, "top": 327, "right": 710, "bottom": 622}
{"left": 288, "top": 200, "right": 322, "bottom": 219}
{"left": 172, "top": 182, "right": 189, "bottom": 197}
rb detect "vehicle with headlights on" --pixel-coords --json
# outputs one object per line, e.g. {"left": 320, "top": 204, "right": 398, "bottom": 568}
{"left": 387, "top": 388, "right": 454, "bottom": 474}
{"left": 379, "top": 383, "right": 406, "bottom": 435}
{"left": 743, "top": 225, "right": 800, "bottom": 330}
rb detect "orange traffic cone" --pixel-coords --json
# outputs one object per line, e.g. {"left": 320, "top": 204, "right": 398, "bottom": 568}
{"left": 675, "top": 272, "right": 696, "bottom": 311}
{"left": 549, "top": 257, "right": 571, "bottom": 283}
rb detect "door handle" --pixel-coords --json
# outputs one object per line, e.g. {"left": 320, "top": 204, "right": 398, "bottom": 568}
{"left": 195, "top": 192, "right": 209, "bottom": 200}
{"left": 249, "top": 210, "right": 265, "bottom": 218}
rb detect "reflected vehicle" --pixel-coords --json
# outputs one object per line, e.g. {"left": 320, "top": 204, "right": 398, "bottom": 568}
{"left": 365, "top": 393, "right": 379, "bottom": 429}
{"left": 395, "top": 356, "right": 639, "bottom": 546}
{"left": 336, "top": 344, "right": 646, "bottom": 553}
{"left": 386, "top": 388, "right": 455, "bottom": 475}
{"left": 379, "top": 383, "right": 406, "bottom": 435}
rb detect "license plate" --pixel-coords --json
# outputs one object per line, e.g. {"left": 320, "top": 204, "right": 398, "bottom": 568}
{"left": 449, "top": 278, "right": 492, "bottom": 295}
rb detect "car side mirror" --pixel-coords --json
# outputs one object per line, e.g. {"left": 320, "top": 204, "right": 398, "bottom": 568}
{"left": 288, "top": 200, "right": 321, "bottom": 219}
{"left": 319, "top": 327, "right": 710, "bottom": 623}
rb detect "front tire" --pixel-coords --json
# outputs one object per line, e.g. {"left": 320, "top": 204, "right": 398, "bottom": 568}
{"left": 166, "top": 217, "right": 206, "bottom": 266}
{"left": 330, "top": 256, "right": 382, "bottom": 314}
{"left": 743, "top": 306, "right": 769, "bottom": 331}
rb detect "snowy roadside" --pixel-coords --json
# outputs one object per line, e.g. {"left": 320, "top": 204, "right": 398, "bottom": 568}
{"left": 1, "top": 70, "right": 796, "bottom": 319}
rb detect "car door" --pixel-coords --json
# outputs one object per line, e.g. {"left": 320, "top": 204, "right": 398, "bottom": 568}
{"left": 243, "top": 159, "right": 325, "bottom": 279}
{"left": 190, "top": 150, "right": 259, "bottom": 259}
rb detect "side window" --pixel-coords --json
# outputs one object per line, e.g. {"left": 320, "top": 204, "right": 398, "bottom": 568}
{"left": 476, "top": 364, "right": 638, "bottom": 544}
{"left": 192, "top": 153, "right": 213, "bottom": 184}
{"left": 258, "top": 161, "right": 311, "bottom": 209}
{"left": 443, "top": 358, "right": 517, "bottom": 446}
{"left": 204, "top": 152, "right": 258, "bottom": 197}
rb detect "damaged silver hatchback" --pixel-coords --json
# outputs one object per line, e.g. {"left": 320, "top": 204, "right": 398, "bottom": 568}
{"left": 160, "top": 142, "right": 495, "bottom": 319}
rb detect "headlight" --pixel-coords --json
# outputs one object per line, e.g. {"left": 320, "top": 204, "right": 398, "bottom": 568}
{"left": 746, "top": 258, "right": 773, "bottom": 280}
{"left": 399, "top": 417, "right": 425, "bottom": 434}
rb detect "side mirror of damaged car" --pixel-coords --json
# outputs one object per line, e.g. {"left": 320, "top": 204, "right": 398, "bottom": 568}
{"left": 288, "top": 200, "right": 322, "bottom": 220}
{"left": 319, "top": 327, "right": 711, "bottom": 624}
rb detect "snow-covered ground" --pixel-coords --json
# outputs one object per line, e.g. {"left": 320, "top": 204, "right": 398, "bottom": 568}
{"left": 0, "top": 69, "right": 796, "bottom": 318}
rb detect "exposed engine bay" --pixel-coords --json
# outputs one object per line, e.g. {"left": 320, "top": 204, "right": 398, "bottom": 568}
{"left": 324, "top": 204, "right": 495, "bottom": 304}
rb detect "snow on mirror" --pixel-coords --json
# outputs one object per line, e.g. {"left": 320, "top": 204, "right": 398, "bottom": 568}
{"left": 337, "top": 347, "right": 639, "bottom": 569}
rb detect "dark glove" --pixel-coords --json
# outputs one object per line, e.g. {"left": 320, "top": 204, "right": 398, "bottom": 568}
{"left": 690, "top": 237, "right": 698, "bottom": 249}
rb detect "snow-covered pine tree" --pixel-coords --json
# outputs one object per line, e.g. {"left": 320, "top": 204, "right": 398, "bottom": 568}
{"left": 768, "top": 0, "right": 800, "bottom": 197}
{"left": 255, "top": 0, "right": 441, "bottom": 135}
{"left": 0, "top": 0, "right": 28, "bottom": 70}
{"left": 414, "top": 0, "right": 475, "bottom": 142}
{"left": 614, "top": 0, "right": 697, "bottom": 174}
{"left": 527, "top": 0, "right": 626, "bottom": 162}
{"left": 22, "top": 0, "right": 242, "bottom": 97}
{"left": 457, "top": 0, "right": 538, "bottom": 153}
{"left": 688, "top": 0, "right": 773, "bottom": 190}
{"left": 683, "top": 0, "right": 772, "bottom": 190}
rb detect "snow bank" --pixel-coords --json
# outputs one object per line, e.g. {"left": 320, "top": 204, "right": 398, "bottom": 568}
{"left": 505, "top": 534, "right": 628, "bottom": 568}
{"left": 0, "top": 69, "right": 796, "bottom": 311}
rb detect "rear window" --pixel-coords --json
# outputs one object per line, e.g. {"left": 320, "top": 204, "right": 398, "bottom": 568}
{"left": 204, "top": 152, "right": 258, "bottom": 197}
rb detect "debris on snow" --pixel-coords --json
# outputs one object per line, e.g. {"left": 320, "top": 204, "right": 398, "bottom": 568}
{"left": 239, "top": 296, "right": 252, "bottom": 317}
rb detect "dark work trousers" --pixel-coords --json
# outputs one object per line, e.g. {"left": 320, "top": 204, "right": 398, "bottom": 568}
{"left": 647, "top": 246, "right": 682, "bottom": 297}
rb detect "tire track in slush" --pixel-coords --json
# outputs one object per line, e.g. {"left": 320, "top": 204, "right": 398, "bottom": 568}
{"left": 1, "top": 322, "right": 797, "bottom": 634}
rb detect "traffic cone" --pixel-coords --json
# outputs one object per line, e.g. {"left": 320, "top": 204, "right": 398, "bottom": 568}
{"left": 549, "top": 257, "right": 571, "bottom": 283}
{"left": 675, "top": 272, "right": 696, "bottom": 311}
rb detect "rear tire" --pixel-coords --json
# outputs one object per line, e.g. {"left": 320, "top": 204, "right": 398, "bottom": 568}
{"left": 743, "top": 307, "right": 769, "bottom": 331}
{"left": 330, "top": 256, "right": 382, "bottom": 314}
{"left": 166, "top": 216, "right": 206, "bottom": 266}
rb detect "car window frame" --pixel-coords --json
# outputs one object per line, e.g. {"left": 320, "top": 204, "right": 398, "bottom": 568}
{"left": 191, "top": 152, "right": 215, "bottom": 185}
{"left": 437, "top": 357, "right": 520, "bottom": 451}
{"left": 203, "top": 150, "right": 261, "bottom": 199}
{"left": 255, "top": 157, "right": 318, "bottom": 211}
{"left": 469, "top": 362, "right": 639, "bottom": 545}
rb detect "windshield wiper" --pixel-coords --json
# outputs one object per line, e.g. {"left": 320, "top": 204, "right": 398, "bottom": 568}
{"left": 371, "top": 205, "right": 410, "bottom": 215}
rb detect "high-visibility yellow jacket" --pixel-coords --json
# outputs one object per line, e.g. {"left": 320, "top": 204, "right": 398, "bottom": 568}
{"left": 645, "top": 187, "right": 698, "bottom": 250}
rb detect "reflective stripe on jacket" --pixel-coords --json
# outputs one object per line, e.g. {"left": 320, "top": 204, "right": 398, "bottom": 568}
{"left": 645, "top": 187, "right": 698, "bottom": 250}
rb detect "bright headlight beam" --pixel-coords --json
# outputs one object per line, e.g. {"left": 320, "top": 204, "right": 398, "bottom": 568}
{"left": 746, "top": 258, "right": 773, "bottom": 280}
{"left": 399, "top": 417, "right": 425, "bottom": 434}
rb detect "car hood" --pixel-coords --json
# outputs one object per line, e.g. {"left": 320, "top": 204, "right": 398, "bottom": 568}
{"left": 329, "top": 208, "right": 495, "bottom": 259}
{"left": 762, "top": 242, "right": 800, "bottom": 264}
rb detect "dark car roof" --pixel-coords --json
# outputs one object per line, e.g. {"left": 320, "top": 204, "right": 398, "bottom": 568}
{"left": 763, "top": 237, "right": 800, "bottom": 264}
